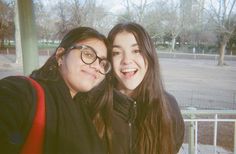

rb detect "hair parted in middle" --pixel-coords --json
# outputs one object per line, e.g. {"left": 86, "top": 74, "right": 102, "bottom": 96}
{"left": 108, "top": 22, "right": 175, "bottom": 154}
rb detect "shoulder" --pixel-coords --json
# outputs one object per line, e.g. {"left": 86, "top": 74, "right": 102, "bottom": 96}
{"left": 164, "top": 91, "right": 183, "bottom": 123}
{"left": 0, "top": 76, "right": 32, "bottom": 87}
{"left": 0, "top": 76, "right": 36, "bottom": 106}
{"left": 164, "top": 91, "right": 181, "bottom": 111}
{"left": 0, "top": 76, "right": 36, "bottom": 152}
{"left": 164, "top": 91, "right": 185, "bottom": 152}
{"left": 0, "top": 76, "right": 31, "bottom": 91}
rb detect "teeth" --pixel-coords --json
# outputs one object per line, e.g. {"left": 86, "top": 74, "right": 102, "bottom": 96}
{"left": 121, "top": 68, "right": 136, "bottom": 72}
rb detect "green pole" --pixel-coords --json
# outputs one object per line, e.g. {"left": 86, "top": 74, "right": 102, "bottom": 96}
{"left": 187, "top": 107, "right": 197, "bottom": 154}
{"left": 17, "top": 0, "right": 38, "bottom": 75}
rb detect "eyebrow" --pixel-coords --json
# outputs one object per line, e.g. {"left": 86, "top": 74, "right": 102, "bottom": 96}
{"left": 112, "top": 45, "right": 121, "bottom": 49}
{"left": 112, "top": 43, "right": 139, "bottom": 49}
{"left": 132, "top": 44, "right": 139, "bottom": 47}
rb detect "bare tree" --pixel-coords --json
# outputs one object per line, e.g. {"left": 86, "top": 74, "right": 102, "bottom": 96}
{"left": 132, "top": 0, "right": 150, "bottom": 23}
{"left": 147, "top": 0, "right": 183, "bottom": 52}
{"left": 117, "top": 0, "right": 152, "bottom": 23}
{"left": 55, "top": 1, "right": 71, "bottom": 39}
{"left": 205, "top": 0, "right": 236, "bottom": 65}
{"left": 0, "top": 0, "right": 14, "bottom": 49}
{"left": 70, "top": 0, "right": 83, "bottom": 26}
{"left": 35, "top": 1, "right": 58, "bottom": 43}
{"left": 165, "top": 0, "right": 183, "bottom": 52}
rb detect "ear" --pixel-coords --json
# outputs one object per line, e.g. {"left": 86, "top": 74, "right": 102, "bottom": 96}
{"left": 56, "top": 47, "right": 65, "bottom": 65}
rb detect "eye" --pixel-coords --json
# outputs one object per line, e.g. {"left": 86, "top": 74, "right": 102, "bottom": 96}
{"left": 83, "top": 50, "right": 95, "bottom": 59}
{"left": 133, "top": 49, "right": 141, "bottom": 54}
{"left": 112, "top": 51, "right": 121, "bottom": 56}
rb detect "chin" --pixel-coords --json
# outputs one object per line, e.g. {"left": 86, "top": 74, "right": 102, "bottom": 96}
{"left": 124, "top": 84, "right": 138, "bottom": 91}
{"left": 78, "top": 85, "right": 93, "bottom": 92}
{"left": 78, "top": 80, "right": 99, "bottom": 92}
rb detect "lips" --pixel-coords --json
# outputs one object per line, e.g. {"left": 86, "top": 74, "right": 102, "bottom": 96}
{"left": 120, "top": 68, "right": 137, "bottom": 78}
{"left": 81, "top": 69, "right": 98, "bottom": 79}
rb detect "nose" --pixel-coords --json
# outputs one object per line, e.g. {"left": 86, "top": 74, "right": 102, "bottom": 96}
{"left": 89, "top": 58, "right": 100, "bottom": 72}
{"left": 121, "top": 52, "right": 132, "bottom": 65}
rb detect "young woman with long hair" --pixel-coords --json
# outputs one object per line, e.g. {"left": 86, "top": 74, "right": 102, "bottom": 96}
{"left": 108, "top": 22, "right": 184, "bottom": 154}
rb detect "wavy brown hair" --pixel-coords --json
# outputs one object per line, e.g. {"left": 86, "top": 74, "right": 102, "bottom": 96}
{"left": 31, "top": 27, "right": 113, "bottom": 153}
{"left": 108, "top": 22, "right": 174, "bottom": 154}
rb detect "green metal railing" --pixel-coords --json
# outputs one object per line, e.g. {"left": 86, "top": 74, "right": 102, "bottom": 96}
{"left": 181, "top": 108, "right": 236, "bottom": 154}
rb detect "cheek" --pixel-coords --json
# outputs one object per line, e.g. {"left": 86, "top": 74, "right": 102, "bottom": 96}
{"left": 68, "top": 57, "right": 84, "bottom": 69}
{"left": 137, "top": 56, "right": 148, "bottom": 69}
{"left": 112, "top": 60, "right": 120, "bottom": 75}
{"left": 112, "top": 56, "right": 122, "bottom": 66}
{"left": 99, "top": 76, "right": 105, "bottom": 84}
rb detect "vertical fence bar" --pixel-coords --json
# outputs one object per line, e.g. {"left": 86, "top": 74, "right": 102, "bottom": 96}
{"left": 214, "top": 114, "right": 218, "bottom": 154}
{"left": 187, "top": 107, "right": 197, "bottom": 154}
{"left": 195, "top": 121, "right": 198, "bottom": 154}
{"left": 189, "top": 118, "right": 195, "bottom": 154}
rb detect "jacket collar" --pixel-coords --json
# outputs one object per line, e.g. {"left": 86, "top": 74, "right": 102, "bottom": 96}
{"left": 113, "top": 89, "right": 136, "bottom": 123}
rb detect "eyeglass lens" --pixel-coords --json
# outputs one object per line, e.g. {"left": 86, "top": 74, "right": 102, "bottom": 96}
{"left": 78, "top": 46, "right": 111, "bottom": 74}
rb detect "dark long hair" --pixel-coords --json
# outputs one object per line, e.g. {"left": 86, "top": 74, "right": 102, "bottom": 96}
{"left": 108, "top": 22, "right": 174, "bottom": 154}
{"left": 31, "top": 27, "right": 113, "bottom": 153}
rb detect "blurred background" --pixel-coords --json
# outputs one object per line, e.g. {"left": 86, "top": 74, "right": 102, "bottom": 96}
{"left": 0, "top": 0, "right": 236, "bottom": 153}
{"left": 1, "top": 0, "right": 236, "bottom": 59}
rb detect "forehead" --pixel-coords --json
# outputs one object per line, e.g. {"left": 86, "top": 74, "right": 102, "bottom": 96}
{"left": 113, "top": 32, "right": 137, "bottom": 46}
{"left": 77, "top": 38, "right": 107, "bottom": 57}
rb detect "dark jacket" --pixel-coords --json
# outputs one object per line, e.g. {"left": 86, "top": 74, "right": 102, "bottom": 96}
{"left": 0, "top": 76, "right": 107, "bottom": 154}
{"left": 112, "top": 90, "right": 184, "bottom": 154}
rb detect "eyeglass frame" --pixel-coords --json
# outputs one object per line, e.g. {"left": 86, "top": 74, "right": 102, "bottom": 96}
{"left": 67, "top": 44, "right": 111, "bottom": 75}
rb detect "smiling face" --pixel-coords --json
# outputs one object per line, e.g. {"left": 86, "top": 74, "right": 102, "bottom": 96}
{"left": 57, "top": 38, "right": 107, "bottom": 97}
{"left": 112, "top": 31, "right": 148, "bottom": 96}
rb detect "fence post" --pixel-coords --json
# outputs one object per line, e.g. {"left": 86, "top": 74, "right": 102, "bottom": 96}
{"left": 187, "top": 107, "right": 197, "bottom": 154}
{"left": 214, "top": 114, "right": 218, "bottom": 154}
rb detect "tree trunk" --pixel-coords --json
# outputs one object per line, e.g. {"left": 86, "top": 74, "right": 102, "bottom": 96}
{"left": 0, "top": 35, "right": 4, "bottom": 49}
{"left": 171, "top": 37, "right": 176, "bottom": 52}
{"left": 218, "top": 42, "right": 226, "bottom": 66}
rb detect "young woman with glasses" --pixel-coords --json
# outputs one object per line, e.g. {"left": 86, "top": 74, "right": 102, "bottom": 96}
{"left": 0, "top": 27, "right": 112, "bottom": 154}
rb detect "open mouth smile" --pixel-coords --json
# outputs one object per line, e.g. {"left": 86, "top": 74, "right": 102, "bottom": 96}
{"left": 121, "top": 68, "right": 138, "bottom": 78}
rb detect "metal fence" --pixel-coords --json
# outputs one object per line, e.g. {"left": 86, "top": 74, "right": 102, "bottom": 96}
{"left": 180, "top": 108, "right": 236, "bottom": 154}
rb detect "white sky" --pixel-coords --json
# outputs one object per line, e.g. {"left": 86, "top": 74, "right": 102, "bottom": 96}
{"left": 97, "top": 0, "right": 125, "bottom": 13}
{"left": 41, "top": 0, "right": 153, "bottom": 14}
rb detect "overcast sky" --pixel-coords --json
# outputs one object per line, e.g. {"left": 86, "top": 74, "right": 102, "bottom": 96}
{"left": 40, "top": 0, "right": 154, "bottom": 14}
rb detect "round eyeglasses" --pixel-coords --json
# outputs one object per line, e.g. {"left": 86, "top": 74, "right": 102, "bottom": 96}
{"left": 68, "top": 45, "right": 111, "bottom": 75}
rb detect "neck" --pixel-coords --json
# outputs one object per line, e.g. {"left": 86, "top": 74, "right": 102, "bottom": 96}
{"left": 116, "top": 85, "right": 134, "bottom": 98}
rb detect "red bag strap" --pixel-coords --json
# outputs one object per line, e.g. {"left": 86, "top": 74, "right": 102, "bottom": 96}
{"left": 20, "top": 77, "right": 46, "bottom": 154}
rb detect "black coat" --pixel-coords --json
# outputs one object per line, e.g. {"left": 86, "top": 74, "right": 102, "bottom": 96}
{"left": 112, "top": 90, "right": 185, "bottom": 154}
{"left": 0, "top": 76, "right": 107, "bottom": 154}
